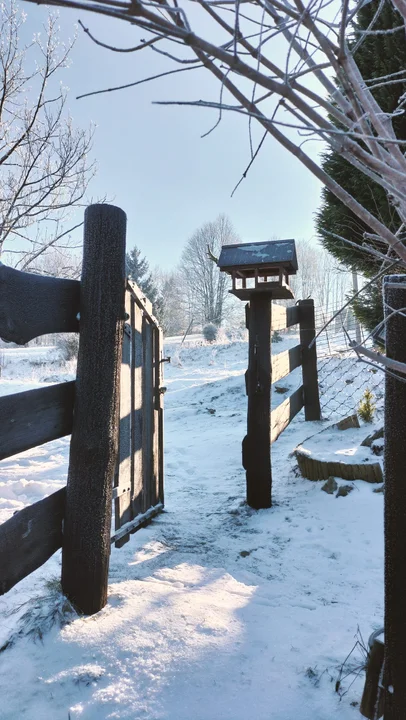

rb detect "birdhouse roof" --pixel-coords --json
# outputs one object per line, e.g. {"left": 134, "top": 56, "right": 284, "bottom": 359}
{"left": 217, "top": 239, "right": 298, "bottom": 274}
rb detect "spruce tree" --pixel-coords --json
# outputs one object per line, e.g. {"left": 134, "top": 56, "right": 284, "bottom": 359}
{"left": 126, "top": 246, "right": 164, "bottom": 321}
{"left": 316, "top": 0, "right": 406, "bottom": 330}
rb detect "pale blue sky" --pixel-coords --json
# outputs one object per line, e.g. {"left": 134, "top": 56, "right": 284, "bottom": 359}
{"left": 21, "top": 3, "right": 323, "bottom": 269}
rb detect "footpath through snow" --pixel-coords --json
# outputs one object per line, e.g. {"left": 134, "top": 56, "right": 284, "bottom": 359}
{"left": 0, "top": 337, "right": 384, "bottom": 720}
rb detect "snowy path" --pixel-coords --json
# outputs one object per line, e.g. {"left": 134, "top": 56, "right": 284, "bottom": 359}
{"left": 0, "top": 340, "right": 384, "bottom": 719}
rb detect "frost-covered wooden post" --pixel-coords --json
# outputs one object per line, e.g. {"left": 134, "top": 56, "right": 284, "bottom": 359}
{"left": 242, "top": 293, "right": 273, "bottom": 508}
{"left": 383, "top": 275, "right": 406, "bottom": 719}
{"left": 298, "top": 299, "right": 321, "bottom": 421}
{"left": 217, "top": 240, "right": 298, "bottom": 509}
{"left": 62, "top": 204, "right": 127, "bottom": 616}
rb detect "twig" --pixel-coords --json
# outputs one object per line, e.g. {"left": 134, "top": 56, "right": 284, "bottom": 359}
{"left": 309, "top": 260, "right": 399, "bottom": 348}
{"left": 231, "top": 129, "right": 267, "bottom": 197}
{"left": 77, "top": 64, "right": 202, "bottom": 100}
{"left": 78, "top": 19, "right": 161, "bottom": 52}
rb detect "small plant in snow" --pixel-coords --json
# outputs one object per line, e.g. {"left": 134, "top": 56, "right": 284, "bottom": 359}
{"left": 272, "top": 330, "right": 283, "bottom": 343}
{"left": 203, "top": 323, "right": 218, "bottom": 343}
{"left": 0, "top": 350, "right": 5, "bottom": 377}
{"left": 357, "top": 388, "right": 376, "bottom": 423}
{"left": 0, "top": 578, "right": 77, "bottom": 653}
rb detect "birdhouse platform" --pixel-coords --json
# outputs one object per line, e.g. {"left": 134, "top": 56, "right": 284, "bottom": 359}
{"left": 217, "top": 239, "right": 297, "bottom": 300}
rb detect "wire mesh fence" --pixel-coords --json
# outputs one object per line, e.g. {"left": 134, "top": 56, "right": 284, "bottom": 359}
{"left": 315, "top": 305, "right": 384, "bottom": 420}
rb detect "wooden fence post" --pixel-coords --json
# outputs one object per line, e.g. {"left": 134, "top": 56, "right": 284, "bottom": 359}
{"left": 61, "top": 204, "right": 127, "bottom": 616}
{"left": 242, "top": 294, "right": 272, "bottom": 509}
{"left": 298, "top": 299, "right": 321, "bottom": 421}
{"left": 383, "top": 275, "right": 406, "bottom": 719}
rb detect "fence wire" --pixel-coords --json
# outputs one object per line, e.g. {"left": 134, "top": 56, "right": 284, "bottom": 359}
{"left": 314, "top": 305, "right": 384, "bottom": 420}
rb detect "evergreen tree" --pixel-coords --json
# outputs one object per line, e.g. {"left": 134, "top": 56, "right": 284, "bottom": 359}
{"left": 126, "top": 246, "right": 164, "bottom": 322}
{"left": 316, "top": 0, "right": 406, "bottom": 330}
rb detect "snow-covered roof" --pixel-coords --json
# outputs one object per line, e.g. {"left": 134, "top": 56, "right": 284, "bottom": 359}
{"left": 217, "top": 239, "right": 298, "bottom": 273}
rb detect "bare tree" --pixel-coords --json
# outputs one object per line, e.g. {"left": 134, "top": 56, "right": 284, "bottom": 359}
{"left": 155, "top": 268, "right": 189, "bottom": 336}
{"left": 31, "top": 246, "right": 82, "bottom": 279}
{"left": 180, "top": 214, "right": 238, "bottom": 327}
{"left": 290, "top": 239, "right": 352, "bottom": 315}
{"left": 0, "top": 1, "right": 95, "bottom": 268}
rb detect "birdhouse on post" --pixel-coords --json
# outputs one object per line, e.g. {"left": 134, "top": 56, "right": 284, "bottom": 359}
{"left": 217, "top": 239, "right": 298, "bottom": 510}
{"left": 217, "top": 239, "right": 298, "bottom": 301}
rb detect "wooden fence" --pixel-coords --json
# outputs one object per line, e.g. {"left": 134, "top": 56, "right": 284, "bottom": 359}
{"left": 0, "top": 204, "right": 164, "bottom": 614}
{"left": 243, "top": 298, "right": 320, "bottom": 509}
{"left": 270, "top": 300, "right": 320, "bottom": 439}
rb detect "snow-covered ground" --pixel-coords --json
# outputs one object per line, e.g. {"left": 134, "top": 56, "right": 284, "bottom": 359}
{"left": 0, "top": 336, "right": 384, "bottom": 720}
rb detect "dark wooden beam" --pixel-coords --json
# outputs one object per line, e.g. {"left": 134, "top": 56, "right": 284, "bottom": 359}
{"left": 271, "top": 345, "right": 302, "bottom": 385}
{"left": 0, "top": 488, "right": 65, "bottom": 595}
{"left": 230, "top": 283, "right": 294, "bottom": 301}
{"left": 142, "top": 316, "right": 154, "bottom": 513}
{"left": 270, "top": 386, "right": 304, "bottom": 444}
{"left": 298, "top": 300, "right": 321, "bottom": 421}
{"left": 0, "top": 264, "right": 79, "bottom": 344}
{"left": 114, "top": 303, "right": 132, "bottom": 549}
{"left": 61, "top": 204, "right": 127, "bottom": 616}
{"left": 243, "top": 294, "right": 272, "bottom": 509}
{"left": 110, "top": 502, "right": 163, "bottom": 545}
{"left": 383, "top": 275, "right": 406, "bottom": 718}
{"left": 0, "top": 382, "right": 75, "bottom": 461}
{"left": 269, "top": 303, "right": 300, "bottom": 331}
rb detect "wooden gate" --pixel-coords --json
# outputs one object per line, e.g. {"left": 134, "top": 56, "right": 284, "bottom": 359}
{"left": 112, "top": 279, "right": 165, "bottom": 548}
{"left": 0, "top": 204, "right": 165, "bottom": 614}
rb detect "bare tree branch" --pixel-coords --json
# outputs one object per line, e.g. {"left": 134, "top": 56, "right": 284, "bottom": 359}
{"left": 19, "top": 0, "right": 406, "bottom": 269}
{"left": 0, "top": 2, "right": 95, "bottom": 265}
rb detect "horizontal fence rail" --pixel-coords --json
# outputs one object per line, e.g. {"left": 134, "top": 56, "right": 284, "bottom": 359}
{"left": 271, "top": 345, "right": 302, "bottom": 385}
{"left": 0, "top": 488, "right": 65, "bottom": 595}
{"left": 270, "top": 385, "right": 304, "bottom": 444}
{"left": 270, "top": 303, "right": 300, "bottom": 331}
{"left": 269, "top": 300, "right": 320, "bottom": 439}
{"left": 0, "top": 382, "right": 75, "bottom": 461}
{"left": 0, "top": 264, "right": 79, "bottom": 345}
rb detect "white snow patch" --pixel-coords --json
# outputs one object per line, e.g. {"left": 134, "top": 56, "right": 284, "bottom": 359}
{"left": 0, "top": 339, "right": 383, "bottom": 719}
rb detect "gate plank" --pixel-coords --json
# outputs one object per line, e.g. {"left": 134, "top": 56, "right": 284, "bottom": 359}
{"left": 110, "top": 502, "right": 163, "bottom": 545}
{"left": 153, "top": 326, "right": 161, "bottom": 507}
{"left": 157, "top": 326, "right": 164, "bottom": 506}
{"left": 270, "top": 386, "right": 304, "bottom": 444}
{"left": 0, "top": 382, "right": 75, "bottom": 461}
{"left": 0, "top": 264, "right": 79, "bottom": 344}
{"left": 0, "top": 488, "right": 65, "bottom": 595}
{"left": 114, "top": 295, "right": 133, "bottom": 548}
{"left": 142, "top": 318, "right": 154, "bottom": 512}
{"left": 271, "top": 345, "right": 302, "bottom": 385}
{"left": 132, "top": 297, "right": 144, "bottom": 517}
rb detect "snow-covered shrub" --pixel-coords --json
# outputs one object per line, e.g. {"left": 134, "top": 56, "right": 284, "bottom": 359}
{"left": 358, "top": 388, "right": 376, "bottom": 423}
{"left": 203, "top": 323, "right": 218, "bottom": 343}
{"left": 56, "top": 333, "right": 79, "bottom": 362}
{"left": 272, "top": 330, "right": 283, "bottom": 343}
